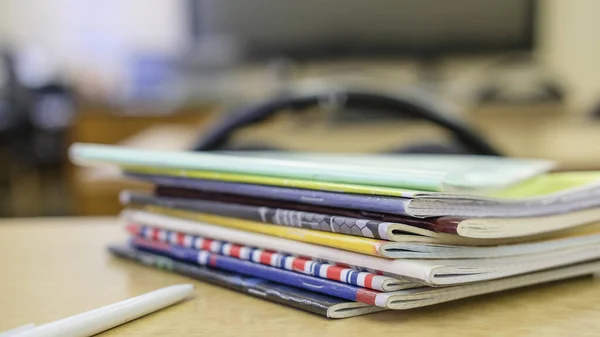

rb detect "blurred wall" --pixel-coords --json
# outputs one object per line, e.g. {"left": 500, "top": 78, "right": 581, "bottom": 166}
{"left": 538, "top": 0, "right": 600, "bottom": 115}
{"left": 0, "top": 0, "right": 599, "bottom": 114}
{"left": 0, "top": 0, "right": 185, "bottom": 86}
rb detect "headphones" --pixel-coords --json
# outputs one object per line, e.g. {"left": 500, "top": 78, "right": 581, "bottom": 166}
{"left": 193, "top": 86, "right": 502, "bottom": 156}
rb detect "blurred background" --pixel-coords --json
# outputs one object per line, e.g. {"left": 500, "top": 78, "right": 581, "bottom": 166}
{"left": 0, "top": 0, "right": 599, "bottom": 218}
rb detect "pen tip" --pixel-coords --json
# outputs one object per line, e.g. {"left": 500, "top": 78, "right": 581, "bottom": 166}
{"left": 179, "top": 284, "right": 195, "bottom": 292}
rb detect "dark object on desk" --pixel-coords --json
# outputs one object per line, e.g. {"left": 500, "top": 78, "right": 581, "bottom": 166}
{"left": 476, "top": 58, "right": 565, "bottom": 106}
{"left": 0, "top": 52, "right": 29, "bottom": 142}
{"left": 0, "top": 49, "right": 76, "bottom": 216}
{"left": 193, "top": 88, "right": 502, "bottom": 156}
{"left": 0, "top": 50, "right": 76, "bottom": 167}
{"left": 477, "top": 81, "right": 564, "bottom": 105}
{"left": 590, "top": 100, "right": 600, "bottom": 119}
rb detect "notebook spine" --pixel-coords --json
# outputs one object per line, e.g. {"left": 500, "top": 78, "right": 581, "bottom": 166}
{"left": 130, "top": 236, "right": 385, "bottom": 306}
{"left": 108, "top": 244, "right": 344, "bottom": 317}
{"left": 128, "top": 223, "right": 402, "bottom": 292}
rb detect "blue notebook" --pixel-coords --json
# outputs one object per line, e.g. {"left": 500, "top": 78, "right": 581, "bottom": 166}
{"left": 130, "top": 236, "right": 383, "bottom": 307}
{"left": 108, "top": 244, "right": 383, "bottom": 318}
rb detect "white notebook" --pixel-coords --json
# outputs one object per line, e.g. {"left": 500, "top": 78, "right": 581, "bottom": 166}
{"left": 121, "top": 210, "right": 600, "bottom": 286}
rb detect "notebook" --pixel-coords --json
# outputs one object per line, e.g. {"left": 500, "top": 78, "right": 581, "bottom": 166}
{"left": 127, "top": 165, "right": 600, "bottom": 200}
{"left": 125, "top": 235, "right": 600, "bottom": 310}
{"left": 69, "top": 143, "right": 553, "bottom": 192}
{"left": 130, "top": 236, "right": 383, "bottom": 305}
{"left": 122, "top": 209, "right": 600, "bottom": 286}
{"left": 108, "top": 244, "right": 384, "bottom": 318}
{"left": 70, "top": 143, "right": 600, "bottom": 218}
{"left": 137, "top": 205, "right": 600, "bottom": 259}
{"left": 123, "top": 190, "right": 600, "bottom": 243}
{"left": 126, "top": 172, "right": 600, "bottom": 218}
{"left": 127, "top": 223, "right": 416, "bottom": 292}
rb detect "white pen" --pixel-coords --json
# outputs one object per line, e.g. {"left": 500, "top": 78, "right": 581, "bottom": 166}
{"left": 7, "top": 284, "right": 194, "bottom": 337}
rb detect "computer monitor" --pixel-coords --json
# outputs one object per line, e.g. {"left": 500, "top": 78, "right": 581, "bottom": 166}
{"left": 187, "top": 0, "right": 536, "bottom": 61}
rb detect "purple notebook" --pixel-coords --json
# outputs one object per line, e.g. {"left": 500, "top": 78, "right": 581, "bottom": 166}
{"left": 126, "top": 172, "right": 412, "bottom": 215}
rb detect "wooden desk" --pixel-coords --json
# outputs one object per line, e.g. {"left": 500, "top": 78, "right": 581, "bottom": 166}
{"left": 2, "top": 218, "right": 600, "bottom": 336}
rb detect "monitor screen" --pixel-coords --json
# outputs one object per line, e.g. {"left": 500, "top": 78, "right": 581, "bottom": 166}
{"left": 188, "top": 0, "right": 535, "bottom": 60}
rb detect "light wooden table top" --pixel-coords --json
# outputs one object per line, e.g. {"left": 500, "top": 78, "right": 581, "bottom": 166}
{"left": 2, "top": 217, "right": 600, "bottom": 336}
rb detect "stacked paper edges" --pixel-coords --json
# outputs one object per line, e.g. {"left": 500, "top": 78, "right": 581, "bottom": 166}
{"left": 71, "top": 143, "right": 600, "bottom": 319}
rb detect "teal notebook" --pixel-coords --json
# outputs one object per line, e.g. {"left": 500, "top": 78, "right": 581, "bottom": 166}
{"left": 69, "top": 143, "right": 553, "bottom": 192}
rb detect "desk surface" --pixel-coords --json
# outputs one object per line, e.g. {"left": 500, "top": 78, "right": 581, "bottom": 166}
{"left": 2, "top": 218, "right": 600, "bottom": 336}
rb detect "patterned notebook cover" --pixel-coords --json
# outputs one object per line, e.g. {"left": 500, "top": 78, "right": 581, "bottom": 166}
{"left": 130, "top": 236, "right": 386, "bottom": 306}
{"left": 108, "top": 244, "right": 384, "bottom": 318}
{"left": 151, "top": 187, "right": 473, "bottom": 236}
{"left": 127, "top": 223, "right": 418, "bottom": 292}
{"left": 126, "top": 190, "right": 597, "bottom": 245}
{"left": 123, "top": 209, "right": 600, "bottom": 286}
{"left": 126, "top": 224, "right": 419, "bottom": 292}
{"left": 152, "top": 186, "right": 436, "bottom": 230}
{"left": 130, "top": 207, "right": 600, "bottom": 260}
{"left": 142, "top": 206, "right": 397, "bottom": 257}
{"left": 111, "top": 243, "right": 600, "bottom": 311}
{"left": 122, "top": 190, "right": 442, "bottom": 240}
{"left": 127, "top": 236, "right": 600, "bottom": 310}
{"left": 149, "top": 187, "right": 600, "bottom": 241}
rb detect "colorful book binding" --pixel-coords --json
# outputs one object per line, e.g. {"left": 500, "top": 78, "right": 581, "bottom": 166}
{"left": 123, "top": 209, "right": 600, "bottom": 286}
{"left": 135, "top": 206, "right": 600, "bottom": 260}
{"left": 130, "top": 236, "right": 385, "bottom": 306}
{"left": 127, "top": 235, "right": 600, "bottom": 310}
{"left": 108, "top": 244, "right": 384, "bottom": 318}
{"left": 127, "top": 223, "right": 416, "bottom": 291}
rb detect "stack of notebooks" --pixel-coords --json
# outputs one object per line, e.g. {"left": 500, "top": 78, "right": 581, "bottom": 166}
{"left": 70, "top": 143, "right": 600, "bottom": 318}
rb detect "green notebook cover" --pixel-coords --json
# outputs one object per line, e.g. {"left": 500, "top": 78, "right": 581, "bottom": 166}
{"left": 70, "top": 143, "right": 553, "bottom": 192}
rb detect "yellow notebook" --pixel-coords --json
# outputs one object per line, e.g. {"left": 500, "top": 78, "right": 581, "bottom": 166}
{"left": 146, "top": 206, "right": 384, "bottom": 256}
{"left": 141, "top": 206, "right": 600, "bottom": 259}
{"left": 126, "top": 166, "right": 600, "bottom": 200}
